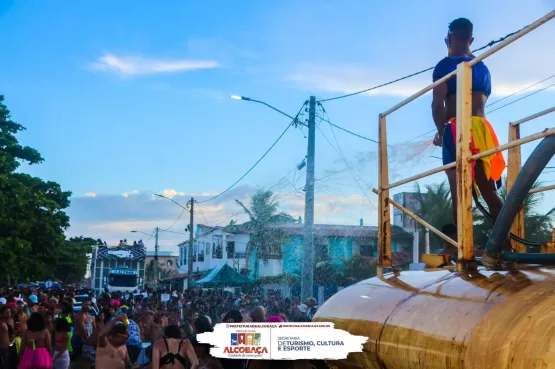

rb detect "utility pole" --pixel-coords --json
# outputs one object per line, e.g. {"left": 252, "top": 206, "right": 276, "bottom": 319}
{"left": 301, "top": 96, "right": 316, "bottom": 301}
{"left": 154, "top": 227, "right": 159, "bottom": 283}
{"left": 188, "top": 198, "right": 194, "bottom": 289}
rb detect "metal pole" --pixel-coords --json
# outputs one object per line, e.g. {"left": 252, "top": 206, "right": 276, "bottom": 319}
{"left": 425, "top": 228, "right": 430, "bottom": 254}
{"left": 188, "top": 198, "right": 194, "bottom": 289}
{"left": 302, "top": 96, "right": 316, "bottom": 301}
{"left": 154, "top": 227, "right": 159, "bottom": 283}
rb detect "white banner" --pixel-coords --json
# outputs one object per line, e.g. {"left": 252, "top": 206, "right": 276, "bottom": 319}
{"left": 197, "top": 322, "right": 367, "bottom": 360}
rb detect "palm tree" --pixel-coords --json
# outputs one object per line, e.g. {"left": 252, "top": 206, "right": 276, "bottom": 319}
{"left": 413, "top": 179, "right": 554, "bottom": 250}
{"left": 474, "top": 180, "right": 555, "bottom": 246}
{"left": 413, "top": 182, "right": 454, "bottom": 251}
{"left": 234, "top": 189, "right": 295, "bottom": 278}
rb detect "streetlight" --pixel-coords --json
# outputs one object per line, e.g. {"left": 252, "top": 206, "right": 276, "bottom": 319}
{"left": 155, "top": 193, "right": 195, "bottom": 289}
{"left": 230, "top": 95, "right": 305, "bottom": 124}
{"left": 230, "top": 94, "right": 316, "bottom": 301}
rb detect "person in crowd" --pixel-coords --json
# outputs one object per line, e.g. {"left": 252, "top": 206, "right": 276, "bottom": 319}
{"left": 95, "top": 314, "right": 131, "bottom": 369}
{"left": 125, "top": 310, "right": 142, "bottom": 364}
{"left": 18, "top": 312, "right": 52, "bottom": 369}
{"left": 0, "top": 306, "right": 16, "bottom": 369}
{"left": 190, "top": 317, "right": 222, "bottom": 369}
{"left": 152, "top": 324, "right": 198, "bottom": 369}
{"left": 306, "top": 298, "right": 318, "bottom": 322}
{"left": 250, "top": 307, "right": 266, "bottom": 323}
{"left": 52, "top": 318, "right": 71, "bottom": 369}
{"left": 71, "top": 298, "right": 95, "bottom": 366}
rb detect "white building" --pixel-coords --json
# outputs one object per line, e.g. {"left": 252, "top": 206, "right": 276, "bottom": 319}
{"left": 177, "top": 224, "right": 282, "bottom": 278}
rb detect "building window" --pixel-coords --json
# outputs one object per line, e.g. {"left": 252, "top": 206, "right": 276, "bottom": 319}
{"left": 198, "top": 243, "right": 205, "bottom": 262}
{"left": 360, "top": 245, "right": 374, "bottom": 257}
{"left": 212, "top": 236, "right": 223, "bottom": 259}
{"left": 226, "top": 241, "right": 235, "bottom": 259}
{"left": 315, "top": 242, "right": 329, "bottom": 262}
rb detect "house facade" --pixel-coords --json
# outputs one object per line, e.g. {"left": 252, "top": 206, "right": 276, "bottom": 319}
{"left": 177, "top": 222, "right": 413, "bottom": 284}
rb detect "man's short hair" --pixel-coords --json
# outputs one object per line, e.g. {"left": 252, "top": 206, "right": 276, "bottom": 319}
{"left": 449, "top": 18, "right": 473, "bottom": 41}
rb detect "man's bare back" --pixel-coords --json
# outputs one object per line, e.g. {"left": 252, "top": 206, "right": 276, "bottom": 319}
{"left": 95, "top": 341, "right": 128, "bottom": 369}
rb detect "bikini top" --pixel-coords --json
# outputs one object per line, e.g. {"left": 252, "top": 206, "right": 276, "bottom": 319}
{"left": 433, "top": 56, "right": 491, "bottom": 97}
{"left": 160, "top": 337, "right": 190, "bottom": 368}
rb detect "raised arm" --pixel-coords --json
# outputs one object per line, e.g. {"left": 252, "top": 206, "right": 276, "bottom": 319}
{"left": 97, "top": 313, "right": 127, "bottom": 348}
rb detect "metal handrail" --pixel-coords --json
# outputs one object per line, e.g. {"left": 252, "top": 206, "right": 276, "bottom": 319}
{"left": 377, "top": 10, "right": 555, "bottom": 273}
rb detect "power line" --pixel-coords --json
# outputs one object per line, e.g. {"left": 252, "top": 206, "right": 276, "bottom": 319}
{"left": 197, "top": 101, "right": 308, "bottom": 204}
{"left": 486, "top": 74, "right": 555, "bottom": 108}
{"left": 159, "top": 229, "right": 189, "bottom": 237}
{"left": 487, "top": 81, "right": 555, "bottom": 115}
{"left": 318, "top": 23, "right": 530, "bottom": 103}
{"left": 197, "top": 207, "right": 211, "bottom": 226}
{"left": 316, "top": 104, "right": 378, "bottom": 142}
{"left": 317, "top": 107, "right": 376, "bottom": 207}
{"left": 160, "top": 208, "right": 186, "bottom": 232}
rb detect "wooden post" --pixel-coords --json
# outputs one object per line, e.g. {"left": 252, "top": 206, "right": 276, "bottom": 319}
{"left": 455, "top": 62, "right": 475, "bottom": 268}
{"left": 507, "top": 123, "right": 526, "bottom": 252}
{"left": 378, "top": 114, "right": 392, "bottom": 274}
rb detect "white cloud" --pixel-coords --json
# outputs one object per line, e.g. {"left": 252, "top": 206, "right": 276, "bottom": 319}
{"left": 159, "top": 189, "right": 185, "bottom": 199}
{"left": 122, "top": 190, "right": 139, "bottom": 198}
{"left": 89, "top": 53, "right": 219, "bottom": 76}
{"left": 84, "top": 192, "right": 97, "bottom": 198}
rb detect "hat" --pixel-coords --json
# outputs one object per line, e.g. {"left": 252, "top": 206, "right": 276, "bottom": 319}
{"left": 0, "top": 298, "right": 6, "bottom": 304}
{"left": 111, "top": 299, "right": 121, "bottom": 307}
{"left": 298, "top": 304, "right": 308, "bottom": 313}
{"left": 29, "top": 295, "right": 38, "bottom": 304}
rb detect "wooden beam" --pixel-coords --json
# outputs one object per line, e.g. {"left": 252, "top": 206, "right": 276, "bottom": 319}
{"left": 378, "top": 114, "right": 392, "bottom": 270}
{"left": 455, "top": 62, "right": 475, "bottom": 265}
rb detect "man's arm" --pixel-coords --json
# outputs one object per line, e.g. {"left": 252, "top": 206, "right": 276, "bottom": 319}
{"left": 432, "top": 83, "right": 448, "bottom": 134}
{"left": 97, "top": 313, "right": 126, "bottom": 348}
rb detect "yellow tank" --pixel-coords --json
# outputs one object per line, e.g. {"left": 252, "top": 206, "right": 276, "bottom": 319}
{"left": 313, "top": 266, "right": 555, "bottom": 369}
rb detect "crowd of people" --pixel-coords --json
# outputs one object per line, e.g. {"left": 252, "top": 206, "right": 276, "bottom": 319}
{"left": 0, "top": 286, "right": 324, "bottom": 369}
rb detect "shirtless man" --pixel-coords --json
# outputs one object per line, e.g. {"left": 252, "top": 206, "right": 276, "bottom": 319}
{"left": 432, "top": 18, "right": 505, "bottom": 230}
{"left": 0, "top": 306, "right": 13, "bottom": 369}
{"left": 72, "top": 298, "right": 96, "bottom": 364}
{"left": 96, "top": 313, "right": 132, "bottom": 369}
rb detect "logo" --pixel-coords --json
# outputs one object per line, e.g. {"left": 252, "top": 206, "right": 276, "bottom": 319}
{"left": 230, "top": 333, "right": 261, "bottom": 346}
{"left": 108, "top": 250, "right": 132, "bottom": 258}
{"left": 225, "top": 332, "right": 267, "bottom": 355}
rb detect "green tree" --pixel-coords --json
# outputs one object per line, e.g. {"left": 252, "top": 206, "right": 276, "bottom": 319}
{"left": 413, "top": 180, "right": 554, "bottom": 251}
{"left": 234, "top": 189, "right": 294, "bottom": 277}
{"left": 53, "top": 237, "right": 96, "bottom": 284}
{"left": 413, "top": 182, "right": 453, "bottom": 251}
{"left": 474, "top": 180, "right": 555, "bottom": 246}
{"left": 0, "top": 95, "right": 73, "bottom": 284}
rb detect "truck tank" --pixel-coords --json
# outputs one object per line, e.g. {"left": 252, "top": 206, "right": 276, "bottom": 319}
{"left": 313, "top": 266, "right": 555, "bottom": 369}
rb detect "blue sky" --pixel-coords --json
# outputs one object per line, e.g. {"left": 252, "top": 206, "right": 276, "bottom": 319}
{"left": 1, "top": 1, "right": 554, "bottom": 250}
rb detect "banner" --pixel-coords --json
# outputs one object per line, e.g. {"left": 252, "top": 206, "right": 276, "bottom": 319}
{"left": 95, "top": 246, "right": 146, "bottom": 261}
{"left": 197, "top": 322, "right": 367, "bottom": 360}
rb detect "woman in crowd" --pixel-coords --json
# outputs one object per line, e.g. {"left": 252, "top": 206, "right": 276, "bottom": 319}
{"left": 152, "top": 324, "right": 198, "bottom": 369}
{"left": 18, "top": 312, "right": 52, "bottom": 369}
{"left": 52, "top": 318, "right": 71, "bottom": 369}
{"left": 190, "top": 316, "right": 222, "bottom": 369}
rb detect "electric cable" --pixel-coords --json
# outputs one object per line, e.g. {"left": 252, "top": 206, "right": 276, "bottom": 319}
{"left": 486, "top": 73, "right": 555, "bottom": 108}
{"left": 487, "top": 82, "right": 555, "bottom": 114}
{"left": 318, "top": 23, "right": 531, "bottom": 102}
{"left": 197, "top": 102, "right": 308, "bottom": 204}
